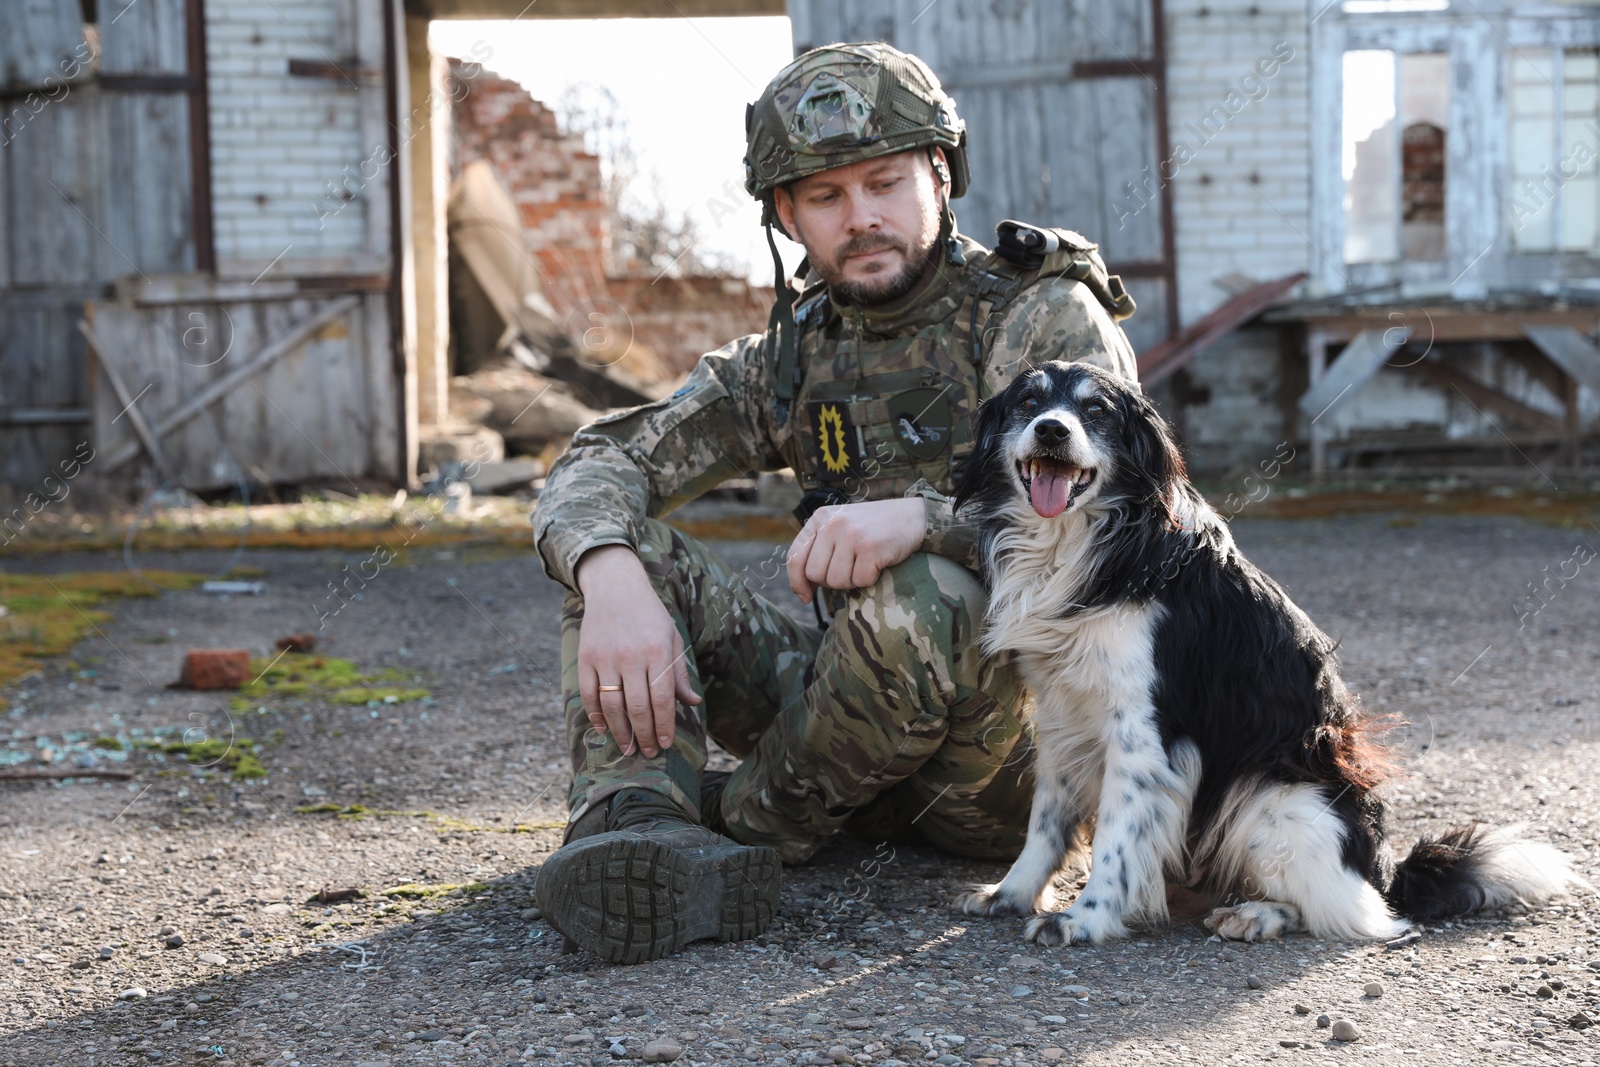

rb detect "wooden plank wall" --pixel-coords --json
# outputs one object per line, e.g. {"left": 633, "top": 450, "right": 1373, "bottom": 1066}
{"left": 0, "top": 0, "right": 87, "bottom": 91}
{"left": 787, "top": 0, "right": 1170, "bottom": 352}
{"left": 0, "top": 0, "right": 100, "bottom": 486}
{"left": 89, "top": 296, "right": 385, "bottom": 490}
{"left": 102, "top": 0, "right": 197, "bottom": 275}
{"left": 0, "top": 287, "right": 102, "bottom": 484}
{"left": 2, "top": 0, "right": 402, "bottom": 489}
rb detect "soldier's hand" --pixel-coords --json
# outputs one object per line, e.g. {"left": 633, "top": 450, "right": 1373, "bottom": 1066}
{"left": 787, "top": 497, "right": 927, "bottom": 604}
{"left": 575, "top": 546, "right": 701, "bottom": 759}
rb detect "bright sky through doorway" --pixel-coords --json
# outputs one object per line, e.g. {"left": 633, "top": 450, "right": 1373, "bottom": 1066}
{"left": 430, "top": 16, "right": 802, "bottom": 286}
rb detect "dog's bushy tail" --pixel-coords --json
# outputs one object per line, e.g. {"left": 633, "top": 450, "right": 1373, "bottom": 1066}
{"left": 1385, "top": 823, "right": 1587, "bottom": 923}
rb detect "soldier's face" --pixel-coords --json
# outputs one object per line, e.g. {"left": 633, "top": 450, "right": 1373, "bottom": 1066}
{"left": 776, "top": 150, "right": 944, "bottom": 306}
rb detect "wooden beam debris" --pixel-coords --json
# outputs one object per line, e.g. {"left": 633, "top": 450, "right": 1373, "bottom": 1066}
{"left": 0, "top": 766, "right": 136, "bottom": 782}
{"left": 1297, "top": 328, "right": 1410, "bottom": 423}
{"left": 1138, "top": 272, "right": 1307, "bottom": 385}
{"left": 80, "top": 320, "right": 177, "bottom": 483}
{"left": 1523, "top": 325, "right": 1600, "bottom": 400}
{"left": 1402, "top": 359, "right": 1562, "bottom": 434}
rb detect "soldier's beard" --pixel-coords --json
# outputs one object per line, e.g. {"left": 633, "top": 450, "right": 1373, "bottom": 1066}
{"left": 813, "top": 231, "right": 939, "bottom": 307}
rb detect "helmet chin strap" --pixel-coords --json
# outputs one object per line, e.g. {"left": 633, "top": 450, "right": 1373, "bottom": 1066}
{"left": 765, "top": 216, "right": 802, "bottom": 425}
{"left": 932, "top": 148, "right": 963, "bottom": 266}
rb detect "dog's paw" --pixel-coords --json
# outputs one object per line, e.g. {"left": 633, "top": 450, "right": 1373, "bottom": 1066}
{"left": 955, "top": 884, "right": 1037, "bottom": 918}
{"left": 1204, "top": 901, "right": 1300, "bottom": 942}
{"left": 1023, "top": 907, "right": 1125, "bottom": 947}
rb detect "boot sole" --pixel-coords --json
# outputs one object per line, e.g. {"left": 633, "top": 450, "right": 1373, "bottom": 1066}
{"left": 536, "top": 831, "right": 781, "bottom": 964}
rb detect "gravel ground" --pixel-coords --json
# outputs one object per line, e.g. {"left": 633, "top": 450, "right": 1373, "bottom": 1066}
{"left": 1, "top": 512, "right": 1598, "bottom": 1067}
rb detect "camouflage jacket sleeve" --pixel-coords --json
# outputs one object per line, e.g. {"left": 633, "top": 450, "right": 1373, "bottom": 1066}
{"left": 533, "top": 334, "right": 783, "bottom": 591}
{"left": 907, "top": 480, "right": 983, "bottom": 572}
{"left": 925, "top": 273, "right": 1141, "bottom": 570}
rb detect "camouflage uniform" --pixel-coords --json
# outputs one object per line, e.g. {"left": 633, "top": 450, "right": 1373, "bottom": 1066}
{"left": 536, "top": 230, "right": 1139, "bottom": 864}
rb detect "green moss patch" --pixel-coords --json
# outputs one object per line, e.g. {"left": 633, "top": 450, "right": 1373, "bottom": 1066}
{"left": 0, "top": 571, "right": 205, "bottom": 695}
{"left": 379, "top": 882, "right": 491, "bottom": 899}
{"left": 236, "top": 653, "right": 429, "bottom": 709}
{"left": 158, "top": 736, "right": 269, "bottom": 780}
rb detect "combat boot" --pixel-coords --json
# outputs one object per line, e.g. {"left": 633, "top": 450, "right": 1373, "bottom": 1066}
{"left": 535, "top": 788, "right": 780, "bottom": 964}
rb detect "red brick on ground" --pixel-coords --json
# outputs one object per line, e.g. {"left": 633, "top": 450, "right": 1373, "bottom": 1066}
{"left": 178, "top": 649, "right": 252, "bottom": 690}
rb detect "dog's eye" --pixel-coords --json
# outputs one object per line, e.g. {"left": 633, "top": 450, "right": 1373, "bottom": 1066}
{"left": 1083, "top": 399, "right": 1105, "bottom": 417}
{"left": 1020, "top": 395, "right": 1040, "bottom": 411}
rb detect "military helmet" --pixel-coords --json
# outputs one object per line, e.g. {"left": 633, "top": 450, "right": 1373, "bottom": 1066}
{"left": 744, "top": 42, "right": 969, "bottom": 213}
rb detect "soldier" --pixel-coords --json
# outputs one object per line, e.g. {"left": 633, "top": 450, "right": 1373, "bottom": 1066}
{"left": 533, "top": 41, "right": 1139, "bottom": 964}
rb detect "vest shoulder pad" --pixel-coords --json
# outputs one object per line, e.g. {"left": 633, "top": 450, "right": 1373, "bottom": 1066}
{"left": 992, "top": 219, "right": 1136, "bottom": 323}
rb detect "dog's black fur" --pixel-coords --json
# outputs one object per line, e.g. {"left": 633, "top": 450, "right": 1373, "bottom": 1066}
{"left": 950, "top": 360, "right": 1577, "bottom": 943}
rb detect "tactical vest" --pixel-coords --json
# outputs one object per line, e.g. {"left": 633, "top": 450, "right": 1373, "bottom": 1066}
{"left": 775, "top": 222, "right": 1134, "bottom": 501}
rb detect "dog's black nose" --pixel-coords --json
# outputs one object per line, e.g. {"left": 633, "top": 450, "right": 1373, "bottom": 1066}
{"left": 1033, "top": 418, "right": 1070, "bottom": 445}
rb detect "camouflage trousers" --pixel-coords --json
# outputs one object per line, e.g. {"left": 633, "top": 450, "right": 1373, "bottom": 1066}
{"left": 560, "top": 518, "right": 1035, "bottom": 864}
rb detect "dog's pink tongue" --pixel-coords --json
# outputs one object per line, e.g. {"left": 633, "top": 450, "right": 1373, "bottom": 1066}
{"left": 1029, "top": 463, "right": 1072, "bottom": 518}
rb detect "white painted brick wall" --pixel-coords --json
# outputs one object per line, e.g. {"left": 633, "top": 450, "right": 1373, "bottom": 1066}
{"left": 207, "top": 0, "right": 368, "bottom": 264}
{"left": 1164, "top": 0, "right": 1313, "bottom": 326}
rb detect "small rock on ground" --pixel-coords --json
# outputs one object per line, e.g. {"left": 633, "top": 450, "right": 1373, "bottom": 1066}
{"left": 1331, "top": 1020, "right": 1362, "bottom": 1042}
{"left": 642, "top": 1038, "right": 683, "bottom": 1063}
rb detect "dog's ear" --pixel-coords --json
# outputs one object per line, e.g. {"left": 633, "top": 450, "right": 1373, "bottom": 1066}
{"left": 954, "top": 388, "right": 1009, "bottom": 512}
{"left": 1123, "top": 391, "right": 1188, "bottom": 524}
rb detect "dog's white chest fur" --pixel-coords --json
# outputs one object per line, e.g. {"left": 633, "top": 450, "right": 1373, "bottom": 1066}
{"left": 981, "top": 511, "right": 1163, "bottom": 816}
{"left": 1006, "top": 607, "right": 1162, "bottom": 814}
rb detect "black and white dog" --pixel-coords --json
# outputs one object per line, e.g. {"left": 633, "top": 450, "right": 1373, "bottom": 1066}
{"left": 953, "top": 360, "right": 1582, "bottom": 945}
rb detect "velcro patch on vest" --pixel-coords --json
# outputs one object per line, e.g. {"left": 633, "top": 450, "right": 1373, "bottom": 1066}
{"left": 887, "top": 387, "right": 953, "bottom": 461}
{"left": 808, "top": 400, "right": 861, "bottom": 479}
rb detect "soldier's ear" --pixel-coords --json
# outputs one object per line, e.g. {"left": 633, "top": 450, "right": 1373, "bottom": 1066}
{"left": 774, "top": 186, "right": 799, "bottom": 242}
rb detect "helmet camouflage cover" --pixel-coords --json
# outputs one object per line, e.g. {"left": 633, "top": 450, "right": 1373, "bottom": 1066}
{"left": 744, "top": 42, "right": 969, "bottom": 219}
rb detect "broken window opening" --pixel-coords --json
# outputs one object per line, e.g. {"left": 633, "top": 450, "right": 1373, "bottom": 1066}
{"left": 1343, "top": 50, "right": 1449, "bottom": 264}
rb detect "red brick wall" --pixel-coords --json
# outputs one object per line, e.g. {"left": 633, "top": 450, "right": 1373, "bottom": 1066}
{"left": 448, "top": 60, "right": 776, "bottom": 378}
{"left": 448, "top": 59, "right": 610, "bottom": 323}
{"left": 606, "top": 274, "right": 774, "bottom": 377}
